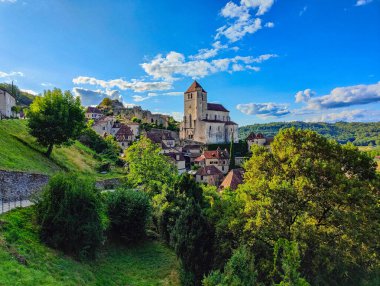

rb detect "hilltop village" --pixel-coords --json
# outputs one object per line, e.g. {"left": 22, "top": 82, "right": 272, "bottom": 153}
{"left": 86, "top": 81, "right": 272, "bottom": 190}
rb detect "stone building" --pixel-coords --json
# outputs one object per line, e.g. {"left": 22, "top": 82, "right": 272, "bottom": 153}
{"left": 194, "top": 147, "right": 230, "bottom": 175}
{"left": 0, "top": 88, "right": 16, "bottom": 119}
{"left": 180, "top": 81, "right": 238, "bottom": 144}
{"left": 246, "top": 132, "right": 273, "bottom": 152}
{"left": 195, "top": 165, "right": 223, "bottom": 186}
{"left": 85, "top": 106, "right": 103, "bottom": 120}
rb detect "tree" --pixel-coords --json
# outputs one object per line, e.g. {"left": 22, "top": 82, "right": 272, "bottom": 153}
{"left": 28, "top": 89, "right": 85, "bottom": 157}
{"left": 229, "top": 132, "right": 235, "bottom": 170}
{"left": 124, "top": 136, "right": 177, "bottom": 192}
{"left": 99, "top": 97, "right": 112, "bottom": 106}
{"left": 236, "top": 128, "right": 379, "bottom": 284}
{"left": 171, "top": 200, "right": 215, "bottom": 286}
{"left": 35, "top": 173, "right": 106, "bottom": 259}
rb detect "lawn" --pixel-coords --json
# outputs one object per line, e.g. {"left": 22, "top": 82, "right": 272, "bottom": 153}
{"left": 0, "top": 207, "right": 180, "bottom": 286}
{"left": 0, "top": 119, "right": 125, "bottom": 179}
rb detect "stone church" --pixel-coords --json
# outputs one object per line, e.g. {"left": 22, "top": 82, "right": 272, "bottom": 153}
{"left": 180, "top": 81, "right": 238, "bottom": 144}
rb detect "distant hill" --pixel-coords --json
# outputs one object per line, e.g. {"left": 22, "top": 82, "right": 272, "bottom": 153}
{"left": 239, "top": 121, "right": 380, "bottom": 146}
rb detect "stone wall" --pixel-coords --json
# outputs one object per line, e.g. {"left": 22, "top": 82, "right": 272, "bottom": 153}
{"left": 0, "top": 170, "right": 49, "bottom": 200}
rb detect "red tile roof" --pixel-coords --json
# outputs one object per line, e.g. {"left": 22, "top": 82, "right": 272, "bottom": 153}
{"left": 195, "top": 147, "right": 229, "bottom": 161}
{"left": 207, "top": 103, "right": 229, "bottom": 112}
{"left": 219, "top": 168, "right": 244, "bottom": 190}
{"left": 186, "top": 80, "right": 207, "bottom": 93}
{"left": 196, "top": 165, "right": 223, "bottom": 176}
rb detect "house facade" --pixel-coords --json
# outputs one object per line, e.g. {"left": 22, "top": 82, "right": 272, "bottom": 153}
{"left": 246, "top": 132, "right": 273, "bottom": 152}
{"left": 180, "top": 81, "right": 238, "bottom": 144}
{"left": 194, "top": 147, "right": 230, "bottom": 175}
{"left": 85, "top": 106, "right": 103, "bottom": 120}
{"left": 0, "top": 89, "right": 16, "bottom": 119}
{"left": 195, "top": 165, "right": 223, "bottom": 186}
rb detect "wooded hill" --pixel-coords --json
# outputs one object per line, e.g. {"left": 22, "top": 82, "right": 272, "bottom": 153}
{"left": 239, "top": 121, "right": 380, "bottom": 146}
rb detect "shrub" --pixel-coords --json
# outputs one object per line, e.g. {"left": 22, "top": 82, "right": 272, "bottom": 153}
{"left": 35, "top": 173, "right": 106, "bottom": 259}
{"left": 106, "top": 189, "right": 151, "bottom": 243}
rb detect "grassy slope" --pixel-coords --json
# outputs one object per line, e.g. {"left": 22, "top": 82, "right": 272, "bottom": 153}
{"left": 0, "top": 120, "right": 125, "bottom": 179}
{"left": 0, "top": 207, "right": 180, "bottom": 286}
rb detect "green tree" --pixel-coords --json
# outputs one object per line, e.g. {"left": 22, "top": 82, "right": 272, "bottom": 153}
{"left": 229, "top": 133, "right": 235, "bottom": 170}
{"left": 236, "top": 128, "right": 379, "bottom": 284}
{"left": 203, "top": 245, "right": 257, "bottom": 286}
{"left": 171, "top": 200, "right": 215, "bottom": 286}
{"left": 35, "top": 173, "right": 106, "bottom": 259}
{"left": 28, "top": 89, "right": 85, "bottom": 157}
{"left": 99, "top": 97, "right": 112, "bottom": 106}
{"left": 125, "top": 136, "right": 177, "bottom": 192}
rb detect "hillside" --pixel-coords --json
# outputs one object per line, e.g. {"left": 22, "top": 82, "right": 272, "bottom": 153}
{"left": 0, "top": 207, "right": 180, "bottom": 286}
{"left": 0, "top": 120, "right": 125, "bottom": 179}
{"left": 239, "top": 121, "right": 380, "bottom": 146}
{"left": 0, "top": 83, "right": 36, "bottom": 106}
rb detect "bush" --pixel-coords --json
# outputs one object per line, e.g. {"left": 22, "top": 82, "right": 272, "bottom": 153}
{"left": 35, "top": 173, "right": 106, "bottom": 259}
{"left": 106, "top": 189, "right": 151, "bottom": 243}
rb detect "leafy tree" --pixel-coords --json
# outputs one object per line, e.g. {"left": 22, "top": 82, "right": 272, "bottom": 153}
{"left": 106, "top": 189, "right": 151, "bottom": 243}
{"left": 236, "top": 128, "right": 379, "bottom": 285}
{"left": 229, "top": 132, "right": 235, "bottom": 170}
{"left": 99, "top": 97, "right": 112, "bottom": 106}
{"left": 203, "top": 245, "right": 257, "bottom": 286}
{"left": 35, "top": 173, "right": 106, "bottom": 259}
{"left": 272, "top": 239, "right": 309, "bottom": 286}
{"left": 28, "top": 89, "right": 85, "bottom": 157}
{"left": 171, "top": 200, "right": 215, "bottom": 286}
{"left": 125, "top": 136, "right": 177, "bottom": 192}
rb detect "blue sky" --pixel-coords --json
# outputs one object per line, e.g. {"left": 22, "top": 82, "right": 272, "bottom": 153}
{"left": 1, "top": 0, "right": 379, "bottom": 126}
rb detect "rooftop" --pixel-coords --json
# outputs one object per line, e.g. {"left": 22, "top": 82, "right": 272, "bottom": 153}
{"left": 219, "top": 168, "right": 244, "bottom": 191}
{"left": 207, "top": 103, "right": 229, "bottom": 112}
{"left": 185, "top": 80, "right": 207, "bottom": 93}
{"left": 196, "top": 165, "right": 223, "bottom": 176}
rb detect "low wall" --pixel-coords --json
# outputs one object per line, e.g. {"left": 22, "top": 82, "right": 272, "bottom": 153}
{"left": 0, "top": 170, "right": 122, "bottom": 200}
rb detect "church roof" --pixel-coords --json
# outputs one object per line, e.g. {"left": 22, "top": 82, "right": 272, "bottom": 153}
{"left": 207, "top": 103, "right": 229, "bottom": 112}
{"left": 185, "top": 80, "right": 207, "bottom": 93}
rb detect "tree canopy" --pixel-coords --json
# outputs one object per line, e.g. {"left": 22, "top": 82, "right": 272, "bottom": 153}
{"left": 28, "top": 88, "right": 85, "bottom": 157}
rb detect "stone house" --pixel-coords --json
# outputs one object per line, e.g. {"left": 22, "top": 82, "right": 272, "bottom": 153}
{"left": 165, "top": 152, "right": 186, "bottom": 174}
{"left": 180, "top": 81, "right": 238, "bottom": 144}
{"left": 195, "top": 165, "right": 223, "bottom": 186}
{"left": 194, "top": 147, "right": 230, "bottom": 174}
{"left": 85, "top": 106, "right": 103, "bottom": 120}
{"left": 115, "top": 124, "right": 134, "bottom": 150}
{"left": 246, "top": 132, "right": 273, "bottom": 152}
{"left": 0, "top": 88, "right": 16, "bottom": 119}
{"left": 92, "top": 116, "right": 115, "bottom": 136}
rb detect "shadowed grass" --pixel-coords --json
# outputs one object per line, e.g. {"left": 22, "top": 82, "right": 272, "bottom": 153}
{"left": 0, "top": 207, "right": 180, "bottom": 286}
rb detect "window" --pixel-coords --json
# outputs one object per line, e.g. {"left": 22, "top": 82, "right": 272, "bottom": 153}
{"left": 206, "top": 114, "right": 208, "bottom": 120}
{"left": 201, "top": 176, "right": 204, "bottom": 180}
{"left": 215, "top": 115, "right": 217, "bottom": 120}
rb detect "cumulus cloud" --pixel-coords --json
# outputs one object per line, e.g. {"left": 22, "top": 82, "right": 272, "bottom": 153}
{"left": 305, "top": 109, "right": 366, "bottom": 122}
{"left": 304, "top": 81, "right": 380, "bottom": 110}
{"left": 72, "top": 76, "right": 172, "bottom": 92}
{"left": 189, "top": 41, "right": 228, "bottom": 60}
{"left": 295, "top": 88, "right": 315, "bottom": 103}
{"left": 72, "top": 87, "right": 135, "bottom": 107}
{"left": 0, "top": 71, "right": 23, "bottom": 78}
{"left": 242, "top": 0, "right": 274, "bottom": 16}
{"left": 20, "top": 89, "right": 38, "bottom": 96}
{"left": 141, "top": 52, "right": 277, "bottom": 80}
{"left": 355, "top": 0, "right": 373, "bottom": 6}
{"left": 236, "top": 102, "right": 291, "bottom": 118}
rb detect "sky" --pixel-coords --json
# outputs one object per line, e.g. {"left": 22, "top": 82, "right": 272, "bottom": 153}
{"left": 0, "top": 0, "right": 379, "bottom": 126}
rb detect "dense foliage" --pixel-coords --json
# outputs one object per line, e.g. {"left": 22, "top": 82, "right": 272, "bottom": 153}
{"left": 28, "top": 89, "right": 85, "bottom": 156}
{"left": 239, "top": 121, "right": 380, "bottom": 146}
{"left": 35, "top": 173, "right": 106, "bottom": 259}
{"left": 106, "top": 189, "right": 151, "bottom": 243}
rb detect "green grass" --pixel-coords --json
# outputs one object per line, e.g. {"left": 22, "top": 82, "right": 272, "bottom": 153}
{"left": 0, "top": 207, "right": 180, "bottom": 286}
{"left": 0, "top": 119, "right": 125, "bottom": 179}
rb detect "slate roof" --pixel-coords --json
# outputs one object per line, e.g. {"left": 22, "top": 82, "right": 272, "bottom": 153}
{"left": 115, "top": 124, "right": 133, "bottom": 141}
{"left": 219, "top": 169, "right": 244, "bottom": 191}
{"left": 186, "top": 80, "right": 207, "bottom": 93}
{"left": 196, "top": 165, "right": 223, "bottom": 176}
{"left": 86, "top": 106, "right": 102, "bottom": 114}
{"left": 207, "top": 103, "right": 229, "bottom": 112}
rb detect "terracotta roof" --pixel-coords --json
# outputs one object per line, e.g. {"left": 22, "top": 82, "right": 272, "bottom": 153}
{"left": 115, "top": 124, "right": 133, "bottom": 141}
{"left": 207, "top": 103, "right": 229, "bottom": 112}
{"left": 195, "top": 147, "right": 229, "bottom": 161}
{"left": 186, "top": 80, "right": 207, "bottom": 93}
{"left": 86, "top": 106, "right": 102, "bottom": 114}
{"left": 196, "top": 165, "right": 223, "bottom": 176}
{"left": 219, "top": 169, "right": 244, "bottom": 190}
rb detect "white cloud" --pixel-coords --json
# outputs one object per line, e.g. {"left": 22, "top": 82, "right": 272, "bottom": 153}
{"left": 355, "top": 0, "right": 373, "bottom": 6}
{"left": 242, "top": 0, "right": 274, "bottom": 16}
{"left": 72, "top": 76, "right": 172, "bottom": 92}
{"left": 305, "top": 109, "right": 366, "bottom": 122}
{"left": 189, "top": 41, "right": 228, "bottom": 60}
{"left": 141, "top": 52, "right": 277, "bottom": 80}
{"left": 20, "top": 89, "right": 38, "bottom": 95}
{"left": 304, "top": 81, "right": 380, "bottom": 110}
{"left": 0, "top": 71, "right": 23, "bottom": 78}
{"left": 0, "top": 0, "right": 17, "bottom": 3}
{"left": 41, "top": 82, "right": 53, "bottom": 87}
{"left": 132, "top": 92, "right": 159, "bottom": 102}
{"left": 170, "top": 112, "right": 184, "bottom": 121}
{"left": 236, "top": 102, "right": 291, "bottom": 118}
{"left": 216, "top": 17, "right": 262, "bottom": 43}
{"left": 246, "top": 65, "right": 261, "bottom": 71}
{"left": 295, "top": 89, "right": 315, "bottom": 103}
{"left": 72, "top": 87, "right": 136, "bottom": 107}
{"left": 265, "top": 22, "right": 274, "bottom": 28}
{"left": 163, "top": 91, "right": 183, "bottom": 96}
